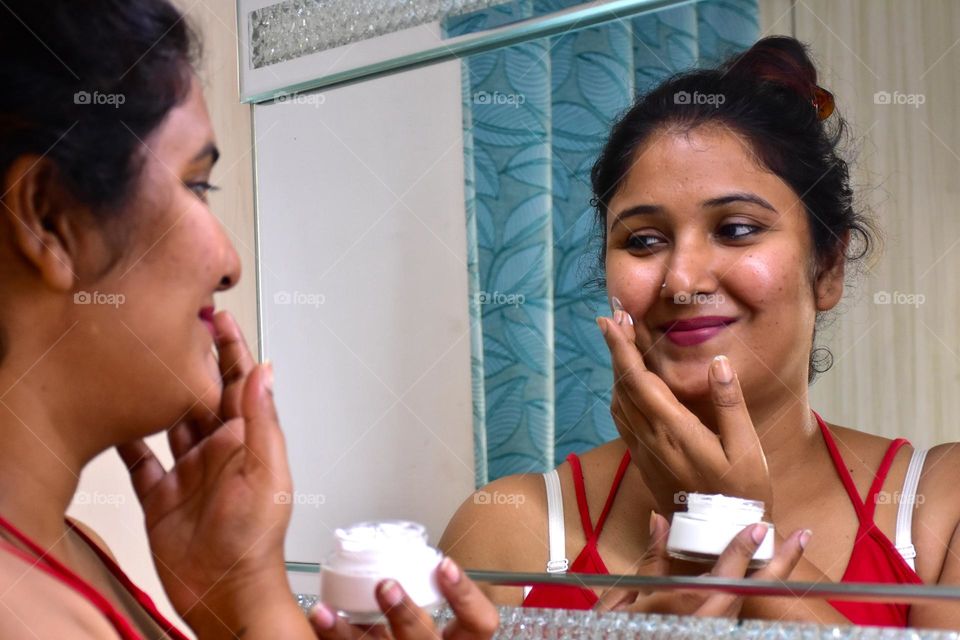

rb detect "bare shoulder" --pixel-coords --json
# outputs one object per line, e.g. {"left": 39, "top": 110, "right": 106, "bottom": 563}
{"left": 439, "top": 471, "right": 548, "bottom": 571}
{"left": 912, "top": 442, "right": 960, "bottom": 578}
{"left": 0, "top": 546, "right": 120, "bottom": 638}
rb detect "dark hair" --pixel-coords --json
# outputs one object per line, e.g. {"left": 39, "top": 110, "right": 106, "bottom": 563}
{"left": 590, "top": 36, "right": 881, "bottom": 385}
{"left": 0, "top": 0, "right": 199, "bottom": 366}
{"left": 0, "top": 0, "right": 199, "bottom": 218}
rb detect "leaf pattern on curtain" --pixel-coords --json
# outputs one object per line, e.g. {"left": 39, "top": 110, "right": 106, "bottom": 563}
{"left": 446, "top": 0, "right": 759, "bottom": 486}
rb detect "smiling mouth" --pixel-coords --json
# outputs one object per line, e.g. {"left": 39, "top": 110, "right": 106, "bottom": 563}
{"left": 662, "top": 320, "right": 736, "bottom": 347}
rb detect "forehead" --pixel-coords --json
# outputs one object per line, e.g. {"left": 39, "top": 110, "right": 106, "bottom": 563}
{"left": 609, "top": 125, "right": 799, "bottom": 212}
{"left": 143, "top": 76, "right": 215, "bottom": 163}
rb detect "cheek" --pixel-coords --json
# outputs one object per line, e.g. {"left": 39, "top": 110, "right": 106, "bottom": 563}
{"left": 606, "top": 252, "right": 662, "bottom": 310}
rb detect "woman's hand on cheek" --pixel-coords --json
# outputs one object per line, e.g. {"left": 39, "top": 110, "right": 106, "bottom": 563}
{"left": 117, "top": 360, "right": 306, "bottom": 638}
{"left": 598, "top": 311, "right": 773, "bottom": 519}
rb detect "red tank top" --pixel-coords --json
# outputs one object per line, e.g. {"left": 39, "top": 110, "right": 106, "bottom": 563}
{"left": 0, "top": 515, "right": 191, "bottom": 640}
{"left": 522, "top": 450, "right": 631, "bottom": 609}
{"left": 813, "top": 409, "right": 924, "bottom": 625}
{"left": 523, "top": 410, "right": 924, "bottom": 627}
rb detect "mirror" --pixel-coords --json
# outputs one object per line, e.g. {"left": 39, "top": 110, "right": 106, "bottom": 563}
{"left": 248, "top": 0, "right": 960, "bottom": 627}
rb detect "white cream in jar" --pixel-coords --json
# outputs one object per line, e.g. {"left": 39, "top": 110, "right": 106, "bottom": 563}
{"left": 320, "top": 520, "right": 443, "bottom": 624}
{"left": 665, "top": 493, "right": 774, "bottom": 567}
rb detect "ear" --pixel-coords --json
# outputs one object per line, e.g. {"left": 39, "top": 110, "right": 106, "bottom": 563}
{"left": 814, "top": 230, "right": 849, "bottom": 311}
{"left": 0, "top": 155, "right": 81, "bottom": 292}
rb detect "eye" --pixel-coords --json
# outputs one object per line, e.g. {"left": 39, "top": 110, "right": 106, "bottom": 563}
{"left": 625, "top": 234, "right": 664, "bottom": 252}
{"left": 186, "top": 181, "right": 220, "bottom": 200}
{"left": 717, "top": 223, "right": 761, "bottom": 240}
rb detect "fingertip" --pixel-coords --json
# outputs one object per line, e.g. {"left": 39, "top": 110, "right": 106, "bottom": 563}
{"left": 438, "top": 556, "right": 461, "bottom": 585}
{"left": 263, "top": 360, "right": 274, "bottom": 394}
{"left": 596, "top": 316, "right": 608, "bottom": 335}
{"left": 308, "top": 602, "right": 336, "bottom": 631}
{"left": 750, "top": 523, "right": 768, "bottom": 545}
{"left": 799, "top": 528, "right": 812, "bottom": 551}
{"left": 377, "top": 579, "right": 404, "bottom": 611}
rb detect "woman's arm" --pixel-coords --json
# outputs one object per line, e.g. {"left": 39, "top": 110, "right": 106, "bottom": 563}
{"left": 905, "top": 443, "right": 960, "bottom": 629}
{"left": 439, "top": 473, "right": 548, "bottom": 605}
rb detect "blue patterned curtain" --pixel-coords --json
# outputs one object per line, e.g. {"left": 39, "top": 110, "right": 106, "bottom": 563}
{"left": 446, "top": 0, "right": 760, "bottom": 486}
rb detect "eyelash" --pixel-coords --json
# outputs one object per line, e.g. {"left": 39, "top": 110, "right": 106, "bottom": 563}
{"left": 187, "top": 181, "right": 221, "bottom": 199}
{"left": 626, "top": 223, "right": 761, "bottom": 251}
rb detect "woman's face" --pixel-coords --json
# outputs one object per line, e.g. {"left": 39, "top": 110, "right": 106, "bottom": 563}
{"left": 59, "top": 76, "right": 240, "bottom": 440}
{"left": 605, "top": 125, "right": 838, "bottom": 405}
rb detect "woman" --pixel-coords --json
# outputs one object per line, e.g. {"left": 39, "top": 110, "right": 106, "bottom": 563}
{"left": 0, "top": 1, "right": 499, "bottom": 638}
{"left": 441, "top": 36, "right": 960, "bottom": 628}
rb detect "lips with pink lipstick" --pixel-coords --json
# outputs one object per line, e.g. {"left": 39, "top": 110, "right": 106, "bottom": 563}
{"left": 199, "top": 306, "right": 216, "bottom": 339}
{"left": 658, "top": 316, "right": 737, "bottom": 347}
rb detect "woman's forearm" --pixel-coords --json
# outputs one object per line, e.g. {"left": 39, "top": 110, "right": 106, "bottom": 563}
{"left": 187, "top": 573, "right": 316, "bottom": 640}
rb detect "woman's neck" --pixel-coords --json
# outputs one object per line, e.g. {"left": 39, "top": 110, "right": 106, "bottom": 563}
{"left": 683, "top": 385, "right": 821, "bottom": 479}
{"left": 0, "top": 374, "right": 90, "bottom": 549}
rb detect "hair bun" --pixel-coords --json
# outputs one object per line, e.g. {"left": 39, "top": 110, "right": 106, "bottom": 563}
{"left": 725, "top": 36, "right": 833, "bottom": 121}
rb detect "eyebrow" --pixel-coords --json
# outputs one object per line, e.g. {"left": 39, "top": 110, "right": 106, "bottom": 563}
{"left": 610, "top": 191, "right": 777, "bottom": 229}
{"left": 192, "top": 142, "right": 220, "bottom": 165}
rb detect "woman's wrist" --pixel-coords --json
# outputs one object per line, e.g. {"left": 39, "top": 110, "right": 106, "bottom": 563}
{"left": 185, "top": 568, "right": 314, "bottom": 639}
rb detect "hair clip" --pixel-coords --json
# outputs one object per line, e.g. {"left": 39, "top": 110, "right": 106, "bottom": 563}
{"left": 812, "top": 85, "right": 835, "bottom": 121}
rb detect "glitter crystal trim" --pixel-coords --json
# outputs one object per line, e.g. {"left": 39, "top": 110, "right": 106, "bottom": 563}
{"left": 292, "top": 598, "right": 959, "bottom": 639}
{"left": 250, "top": 0, "right": 509, "bottom": 69}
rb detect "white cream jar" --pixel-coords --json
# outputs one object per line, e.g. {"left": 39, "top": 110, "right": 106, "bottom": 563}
{"left": 666, "top": 493, "right": 774, "bottom": 568}
{"left": 320, "top": 520, "right": 443, "bottom": 624}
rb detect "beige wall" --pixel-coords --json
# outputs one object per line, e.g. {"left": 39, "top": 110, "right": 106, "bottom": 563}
{"left": 757, "top": 1, "right": 960, "bottom": 447}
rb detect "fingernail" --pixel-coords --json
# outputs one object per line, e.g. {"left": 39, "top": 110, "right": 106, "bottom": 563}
{"left": 713, "top": 355, "right": 733, "bottom": 384}
{"left": 439, "top": 556, "right": 461, "bottom": 584}
{"left": 379, "top": 579, "right": 403, "bottom": 608}
{"left": 263, "top": 361, "right": 274, "bottom": 394}
{"left": 309, "top": 603, "right": 336, "bottom": 630}
{"left": 649, "top": 511, "right": 658, "bottom": 536}
{"left": 751, "top": 523, "right": 768, "bottom": 545}
{"left": 610, "top": 296, "right": 624, "bottom": 313}
{"left": 596, "top": 317, "right": 608, "bottom": 335}
{"left": 799, "top": 529, "right": 812, "bottom": 550}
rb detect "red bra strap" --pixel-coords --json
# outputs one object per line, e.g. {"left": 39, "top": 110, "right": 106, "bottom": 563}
{"left": 863, "top": 438, "right": 910, "bottom": 521}
{"left": 0, "top": 515, "right": 143, "bottom": 639}
{"left": 67, "top": 521, "right": 192, "bottom": 640}
{"left": 815, "top": 410, "right": 868, "bottom": 518}
{"left": 566, "top": 453, "right": 595, "bottom": 539}
{"left": 594, "top": 450, "right": 633, "bottom": 537}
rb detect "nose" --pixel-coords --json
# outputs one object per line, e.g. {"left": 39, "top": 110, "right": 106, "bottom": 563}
{"left": 660, "top": 233, "right": 718, "bottom": 300}
{"left": 215, "top": 224, "right": 241, "bottom": 293}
